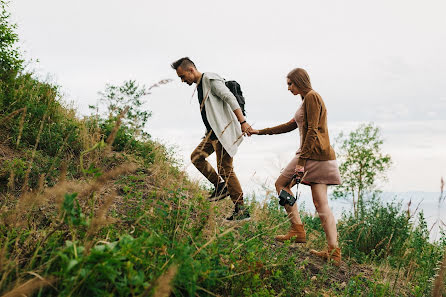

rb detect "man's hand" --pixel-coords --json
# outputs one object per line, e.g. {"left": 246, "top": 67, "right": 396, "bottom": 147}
{"left": 233, "top": 108, "right": 252, "bottom": 136}
{"left": 241, "top": 122, "right": 251, "bottom": 136}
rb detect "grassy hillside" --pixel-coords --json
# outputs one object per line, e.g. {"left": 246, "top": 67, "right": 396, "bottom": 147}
{"left": 1, "top": 2, "right": 445, "bottom": 296}
{"left": 1, "top": 73, "right": 445, "bottom": 297}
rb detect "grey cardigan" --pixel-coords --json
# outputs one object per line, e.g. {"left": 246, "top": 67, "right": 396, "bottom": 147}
{"left": 200, "top": 72, "right": 243, "bottom": 157}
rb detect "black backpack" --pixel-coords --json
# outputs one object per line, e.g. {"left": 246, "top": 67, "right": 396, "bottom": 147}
{"left": 225, "top": 80, "right": 246, "bottom": 116}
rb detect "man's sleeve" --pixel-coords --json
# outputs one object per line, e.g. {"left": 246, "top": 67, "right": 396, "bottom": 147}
{"left": 210, "top": 79, "right": 241, "bottom": 111}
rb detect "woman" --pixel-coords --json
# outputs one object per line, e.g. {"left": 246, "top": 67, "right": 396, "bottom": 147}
{"left": 250, "top": 68, "right": 342, "bottom": 265}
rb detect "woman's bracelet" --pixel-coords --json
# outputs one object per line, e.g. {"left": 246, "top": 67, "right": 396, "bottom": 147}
{"left": 240, "top": 120, "right": 247, "bottom": 125}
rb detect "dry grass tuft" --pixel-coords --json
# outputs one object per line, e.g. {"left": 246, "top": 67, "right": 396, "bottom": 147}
{"left": 9, "top": 180, "right": 81, "bottom": 226}
{"left": 440, "top": 176, "right": 445, "bottom": 203}
{"left": 432, "top": 249, "right": 446, "bottom": 297}
{"left": 6, "top": 159, "right": 136, "bottom": 228}
{"left": 0, "top": 234, "right": 10, "bottom": 271}
{"left": 79, "top": 163, "right": 138, "bottom": 199}
{"left": 37, "top": 173, "right": 45, "bottom": 193}
{"left": 59, "top": 161, "right": 67, "bottom": 184}
{"left": 106, "top": 106, "right": 130, "bottom": 147}
{"left": 202, "top": 204, "right": 216, "bottom": 240}
{"left": 0, "top": 107, "right": 26, "bottom": 126}
{"left": 86, "top": 191, "right": 117, "bottom": 240}
{"left": 148, "top": 79, "right": 173, "bottom": 92}
{"left": 152, "top": 264, "right": 178, "bottom": 297}
{"left": 15, "top": 107, "right": 27, "bottom": 149}
{"left": 193, "top": 226, "right": 235, "bottom": 258}
{"left": 2, "top": 275, "right": 56, "bottom": 297}
{"left": 7, "top": 169, "right": 14, "bottom": 192}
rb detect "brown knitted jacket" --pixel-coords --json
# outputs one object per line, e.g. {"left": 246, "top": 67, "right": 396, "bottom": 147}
{"left": 259, "top": 90, "right": 336, "bottom": 166}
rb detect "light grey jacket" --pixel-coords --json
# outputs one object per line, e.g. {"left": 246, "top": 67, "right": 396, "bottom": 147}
{"left": 201, "top": 72, "right": 243, "bottom": 157}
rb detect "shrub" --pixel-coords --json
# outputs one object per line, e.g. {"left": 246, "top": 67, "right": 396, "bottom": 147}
{"left": 337, "top": 196, "right": 446, "bottom": 296}
{"left": 338, "top": 197, "right": 411, "bottom": 263}
{"left": 0, "top": 0, "right": 23, "bottom": 80}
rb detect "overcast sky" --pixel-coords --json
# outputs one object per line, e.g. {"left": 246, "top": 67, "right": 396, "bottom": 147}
{"left": 10, "top": 0, "right": 446, "bottom": 197}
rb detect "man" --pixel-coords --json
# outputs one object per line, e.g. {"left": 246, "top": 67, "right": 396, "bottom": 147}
{"left": 171, "top": 57, "right": 251, "bottom": 221}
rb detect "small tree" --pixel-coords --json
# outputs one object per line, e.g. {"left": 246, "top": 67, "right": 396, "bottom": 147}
{"left": 98, "top": 80, "right": 151, "bottom": 137}
{"left": 333, "top": 123, "right": 392, "bottom": 217}
{"left": 92, "top": 79, "right": 171, "bottom": 140}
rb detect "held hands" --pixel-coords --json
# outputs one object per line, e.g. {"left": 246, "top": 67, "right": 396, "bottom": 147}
{"left": 241, "top": 122, "right": 257, "bottom": 137}
{"left": 241, "top": 122, "right": 251, "bottom": 135}
{"left": 248, "top": 128, "right": 259, "bottom": 135}
{"left": 240, "top": 122, "right": 259, "bottom": 137}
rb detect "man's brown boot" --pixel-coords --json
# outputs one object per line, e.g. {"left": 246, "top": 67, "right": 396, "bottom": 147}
{"left": 310, "top": 245, "right": 341, "bottom": 266}
{"left": 275, "top": 223, "right": 306, "bottom": 243}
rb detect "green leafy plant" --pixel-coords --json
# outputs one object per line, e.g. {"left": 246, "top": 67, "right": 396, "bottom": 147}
{"left": 62, "top": 193, "right": 87, "bottom": 227}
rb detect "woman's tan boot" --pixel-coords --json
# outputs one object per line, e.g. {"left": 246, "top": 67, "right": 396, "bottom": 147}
{"left": 310, "top": 245, "right": 341, "bottom": 266}
{"left": 275, "top": 223, "right": 306, "bottom": 243}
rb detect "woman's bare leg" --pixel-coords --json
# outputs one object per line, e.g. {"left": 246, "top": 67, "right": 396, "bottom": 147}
{"left": 275, "top": 175, "right": 302, "bottom": 225}
{"left": 310, "top": 183, "right": 338, "bottom": 247}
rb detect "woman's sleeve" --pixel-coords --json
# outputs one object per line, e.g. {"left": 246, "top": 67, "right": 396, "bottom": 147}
{"left": 297, "top": 93, "right": 321, "bottom": 166}
{"left": 258, "top": 119, "right": 297, "bottom": 135}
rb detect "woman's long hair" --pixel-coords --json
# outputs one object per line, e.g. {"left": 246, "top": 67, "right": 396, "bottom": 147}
{"left": 287, "top": 68, "right": 312, "bottom": 95}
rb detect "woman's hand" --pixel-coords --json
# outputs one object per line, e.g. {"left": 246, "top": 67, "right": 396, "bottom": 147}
{"left": 294, "top": 165, "right": 304, "bottom": 176}
{"left": 249, "top": 128, "right": 260, "bottom": 135}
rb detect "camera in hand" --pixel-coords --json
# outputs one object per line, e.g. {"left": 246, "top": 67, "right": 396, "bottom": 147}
{"left": 277, "top": 174, "right": 303, "bottom": 206}
{"left": 294, "top": 172, "right": 303, "bottom": 183}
